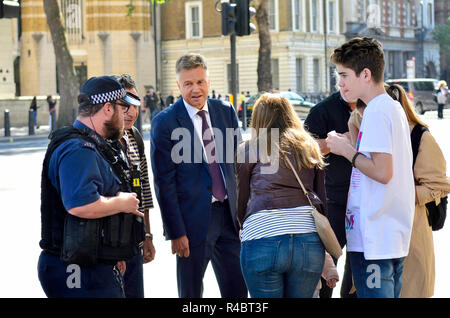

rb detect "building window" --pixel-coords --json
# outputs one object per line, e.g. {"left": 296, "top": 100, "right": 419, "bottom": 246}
{"left": 310, "top": 0, "right": 319, "bottom": 32}
{"left": 269, "top": 0, "right": 278, "bottom": 31}
{"left": 61, "top": 0, "right": 83, "bottom": 44}
{"left": 227, "top": 64, "right": 240, "bottom": 94}
{"left": 293, "top": 0, "right": 301, "bottom": 31}
{"left": 427, "top": 3, "right": 433, "bottom": 27}
{"left": 271, "top": 59, "right": 280, "bottom": 90}
{"left": 296, "top": 58, "right": 303, "bottom": 92}
{"left": 328, "top": 0, "right": 336, "bottom": 33}
{"left": 405, "top": 1, "right": 411, "bottom": 26}
{"left": 185, "top": 1, "right": 202, "bottom": 39}
{"left": 390, "top": 0, "right": 398, "bottom": 26}
{"left": 313, "top": 58, "right": 320, "bottom": 92}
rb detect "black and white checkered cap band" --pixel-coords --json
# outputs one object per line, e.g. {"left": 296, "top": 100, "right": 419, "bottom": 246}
{"left": 90, "top": 88, "right": 126, "bottom": 105}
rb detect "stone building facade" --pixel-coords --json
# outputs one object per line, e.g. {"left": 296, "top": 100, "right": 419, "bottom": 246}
{"left": 18, "top": 0, "right": 157, "bottom": 97}
{"left": 160, "top": 0, "right": 346, "bottom": 98}
{"left": 344, "top": 0, "right": 440, "bottom": 80}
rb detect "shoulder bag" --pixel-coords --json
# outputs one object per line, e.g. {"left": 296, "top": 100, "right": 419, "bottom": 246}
{"left": 278, "top": 147, "right": 343, "bottom": 259}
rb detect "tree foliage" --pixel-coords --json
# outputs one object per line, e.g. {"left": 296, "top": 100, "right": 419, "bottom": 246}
{"left": 433, "top": 18, "right": 450, "bottom": 59}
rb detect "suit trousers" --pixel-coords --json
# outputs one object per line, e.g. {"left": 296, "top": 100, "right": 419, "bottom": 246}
{"left": 176, "top": 200, "right": 248, "bottom": 298}
{"left": 123, "top": 249, "right": 144, "bottom": 298}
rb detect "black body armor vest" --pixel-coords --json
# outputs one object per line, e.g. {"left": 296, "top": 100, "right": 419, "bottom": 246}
{"left": 39, "top": 126, "right": 145, "bottom": 266}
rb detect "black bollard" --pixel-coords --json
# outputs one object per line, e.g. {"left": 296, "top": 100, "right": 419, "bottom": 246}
{"left": 134, "top": 108, "right": 142, "bottom": 134}
{"left": 28, "top": 109, "right": 35, "bottom": 135}
{"left": 4, "top": 109, "right": 10, "bottom": 137}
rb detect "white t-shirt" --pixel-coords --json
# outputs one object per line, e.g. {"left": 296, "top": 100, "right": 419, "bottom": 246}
{"left": 346, "top": 93, "right": 415, "bottom": 260}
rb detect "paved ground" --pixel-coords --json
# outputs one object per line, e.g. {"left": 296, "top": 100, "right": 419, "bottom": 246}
{"left": 0, "top": 110, "right": 449, "bottom": 298}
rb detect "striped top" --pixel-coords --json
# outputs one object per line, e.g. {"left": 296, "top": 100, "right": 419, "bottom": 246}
{"left": 122, "top": 130, "right": 154, "bottom": 210}
{"left": 241, "top": 206, "right": 317, "bottom": 242}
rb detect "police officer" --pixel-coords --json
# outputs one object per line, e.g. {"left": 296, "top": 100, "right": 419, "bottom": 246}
{"left": 114, "top": 74, "right": 156, "bottom": 298}
{"left": 37, "top": 76, "right": 144, "bottom": 298}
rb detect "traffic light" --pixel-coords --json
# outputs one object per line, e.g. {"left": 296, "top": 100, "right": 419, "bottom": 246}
{"left": 235, "top": 0, "right": 256, "bottom": 36}
{"left": 221, "top": 2, "right": 236, "bottom": 36}
{"left": 0, "top": 0, "right": 20, "bottom": 19}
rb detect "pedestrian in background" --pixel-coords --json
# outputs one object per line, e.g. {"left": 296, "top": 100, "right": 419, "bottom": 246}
{"left": 115, "top": 74, "right": 156, "bottom": 298}
{"left": 165, "top": 90, "right": 175, "bottom": 107}
{"left": 436, "top": 80, "right": 448, "bottom": 119}
{"left": 150, "top": 53, "right": 247, "bottom": 298}
{"left": 236, "top": 93, "right": 327, "bottom": 298}
{"left": 47, "top": 95, "right": 56, "bottom": 131}
{"left": 29, "top": 96, "right": 39, "bottom": 129}
{"left": 144, "top": 88, "right": 158, "bottom": 122}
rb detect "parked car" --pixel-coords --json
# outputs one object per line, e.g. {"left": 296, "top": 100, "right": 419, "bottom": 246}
{"left": 238, "top": 91, "right": 315, "bottom": 126}
{"left": 385, "top": 78, "right": 439, "bottom": 114}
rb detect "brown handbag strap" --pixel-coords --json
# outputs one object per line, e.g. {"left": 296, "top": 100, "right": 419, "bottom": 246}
{"left": 275, "top": 143, "right": 315, "bottom": 208}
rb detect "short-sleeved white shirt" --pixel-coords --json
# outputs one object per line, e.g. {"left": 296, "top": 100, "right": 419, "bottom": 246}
{"left": 346, "top": 93, "right": 415, "bottom": 260}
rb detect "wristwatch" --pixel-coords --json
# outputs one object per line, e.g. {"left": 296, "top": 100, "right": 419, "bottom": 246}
{"left": 145, "top": 233, "right": 153, "bottom": 240}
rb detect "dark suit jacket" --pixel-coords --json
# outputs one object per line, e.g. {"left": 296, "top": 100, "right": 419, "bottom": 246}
{"left": 150, "top": 98, "right": 241, "bottom": 247}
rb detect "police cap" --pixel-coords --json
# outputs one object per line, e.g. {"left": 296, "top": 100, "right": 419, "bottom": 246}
{"left": 80, "top": 76, "right": 127, "bottom": 107}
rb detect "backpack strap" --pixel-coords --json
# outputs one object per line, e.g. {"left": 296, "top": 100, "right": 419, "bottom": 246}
{"left": 131, "top": 126, "right": 145, "bottom": 159}
{"left": 411, "top": 124, "right": 429, "bottom": 167}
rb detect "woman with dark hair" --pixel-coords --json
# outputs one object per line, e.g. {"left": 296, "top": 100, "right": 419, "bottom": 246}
{"left": 236, "top": 93, "right": 328, "bottom": 298}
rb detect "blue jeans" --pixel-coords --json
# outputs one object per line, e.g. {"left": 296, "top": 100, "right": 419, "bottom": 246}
{"left": 349, "top": 252, "right": 405, "bottom": 298}
{"left": 240, "top": 233, "right": 324, "bottom": 298}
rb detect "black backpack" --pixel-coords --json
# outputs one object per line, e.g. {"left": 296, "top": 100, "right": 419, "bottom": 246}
{"left": 411, "top": 124, "right": 447, "bottom": 231}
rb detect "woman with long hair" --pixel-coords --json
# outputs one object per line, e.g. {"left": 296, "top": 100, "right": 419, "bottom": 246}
{"left": 236, "top": 93, "right": 329, "bottom": 297}
{"left": 383, "top": 84, "right": 450, "bottom": 298}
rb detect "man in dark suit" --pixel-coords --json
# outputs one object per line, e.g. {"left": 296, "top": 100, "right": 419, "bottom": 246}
{"left": 150, "top": 53, "right": 248, "bottom": 298}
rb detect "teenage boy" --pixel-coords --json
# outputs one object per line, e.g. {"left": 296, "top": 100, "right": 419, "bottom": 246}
{"left": 325, "top": 37, "right": 415, "bottom": 298}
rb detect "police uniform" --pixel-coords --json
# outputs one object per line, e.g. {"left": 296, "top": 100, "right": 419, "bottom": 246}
{"left": 37, "top": 76, "right": 143, "bottom": 298}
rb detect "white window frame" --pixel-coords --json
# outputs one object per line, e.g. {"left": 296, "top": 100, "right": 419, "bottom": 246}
{"left": 312, "top": 57, "right": 321, "bottom": 92}
{"left": 292, "top": 0, "right": 306, "bottom": 32}
{"left": 327, "top": 0, "right": 339, "bottom": 34}
{"left": 389, "top": 0, "right": 398, "bottom": 26}
{"left": 295, "top": 57, "right": 304, "bottom": 92}
{"left": 426, "top": 2, "right": 434, "bottom": 28}
{"left": 271, "top": 58, "right": 280, "bottom": 90}
{"left": 185, "top": 1, "right": 203, "bottom": 39}
{"left": 405, "top": 1, "right": 411, "bottom": 26}
{"left": 269, "top": 0, "right": 279, "bottom": 32}
{"left": 310, "top": 0, "right": 321, "bottom": 33}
